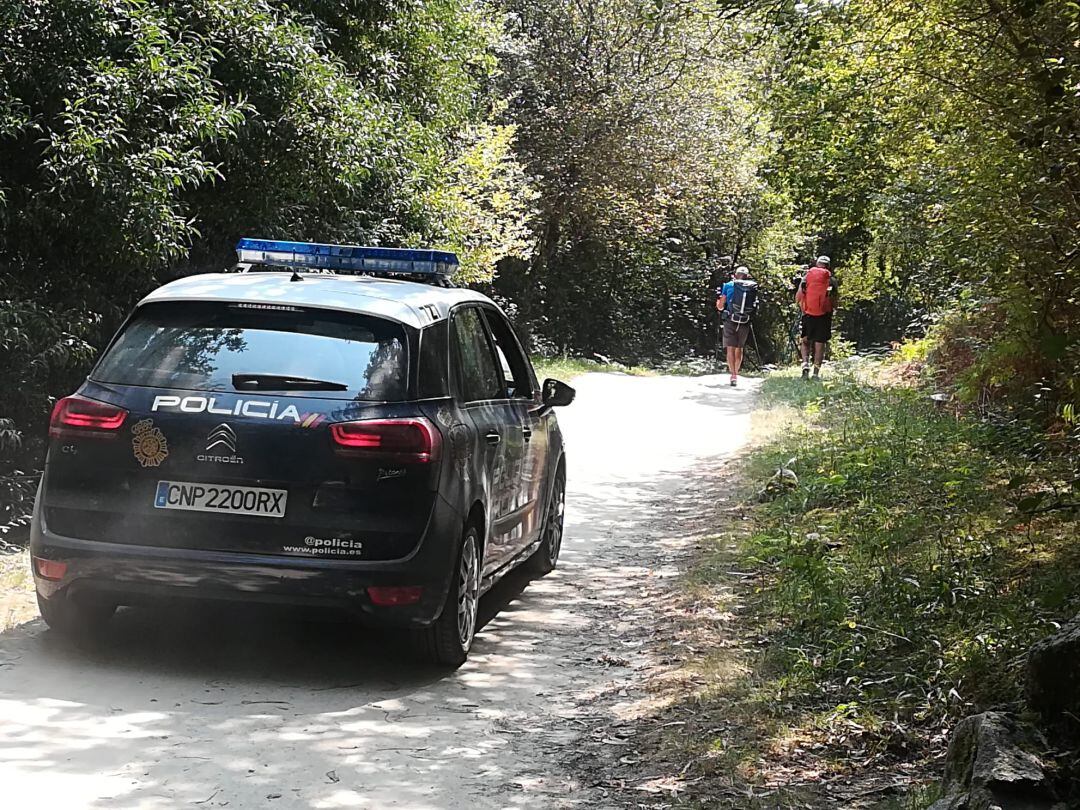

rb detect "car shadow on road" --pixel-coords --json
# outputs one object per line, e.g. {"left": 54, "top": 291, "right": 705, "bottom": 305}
{"left": 1, "top": 564, "right": 537, "bottom": 693}
{"left": 0, "top": 568, "right": 555, "bottom": 808}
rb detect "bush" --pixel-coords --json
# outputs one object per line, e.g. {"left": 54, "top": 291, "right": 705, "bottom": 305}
{"left": 0, "top": 0, "right": 528, "bottom": 535}
{"left": 927, "top": 302, "right": 1078, "bottom": 437}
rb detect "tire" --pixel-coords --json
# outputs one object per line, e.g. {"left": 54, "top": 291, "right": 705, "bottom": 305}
{"left": 37, "top": 591, "right": 116, "bottom": 639}
{"left": 526, "top": 464, "right": 566, "bottom": 576}
{"left": 413, "top": 526, "right": 482, "bottom": 667}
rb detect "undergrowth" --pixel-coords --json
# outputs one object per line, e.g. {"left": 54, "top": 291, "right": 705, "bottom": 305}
{"left": 577, "top": 359, "right": 1076, "bottom": 807}
{"left": 531, "top": 355, "right": 654, "bottom": 381}
{"left": 532, "top": 354, "right": 736, "bottom": 381}
{"left": 738, "top": 365, "right": 1079, "bottom": 757}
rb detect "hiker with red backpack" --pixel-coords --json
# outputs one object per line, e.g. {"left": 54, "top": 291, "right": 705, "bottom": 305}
{"left": 796, "top": 255, "right": 839, "bottom": 379}
{"left": 715, "top": 265, "right": 759, "bottom": 387}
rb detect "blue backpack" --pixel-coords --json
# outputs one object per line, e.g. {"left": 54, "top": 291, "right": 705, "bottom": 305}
{"left": 727, "top": 279, "right": 759, "bottom": 324}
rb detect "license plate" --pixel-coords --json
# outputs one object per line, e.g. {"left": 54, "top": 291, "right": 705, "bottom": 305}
{"left": 154, "top": 481, "right": 287, "bottom": 518}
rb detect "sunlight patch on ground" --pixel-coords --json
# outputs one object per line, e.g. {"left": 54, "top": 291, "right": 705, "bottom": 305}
{"left": 0, "top": 549, "right": 34, "bottom": 633}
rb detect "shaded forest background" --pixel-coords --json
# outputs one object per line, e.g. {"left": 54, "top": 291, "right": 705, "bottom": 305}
{"left": 2, "top": 0, "right": 1079, "bottom": 535}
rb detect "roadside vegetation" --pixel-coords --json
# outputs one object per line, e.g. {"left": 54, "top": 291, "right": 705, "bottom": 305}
{"left": 530, "top": 356, "right": 654, "bottom": 383}
{"left": 531, "top": 354, "right": 739, "bottom": 382}
{"left": 750, "top": 365, "right": 1078, "bottom": 729}
{"left": 658, "top": 359, "right": 1080, "bottom": 805}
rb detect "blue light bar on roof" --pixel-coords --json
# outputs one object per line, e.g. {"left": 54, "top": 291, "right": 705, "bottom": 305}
{"left": 235, "top": 238, "right": 459, "bottom": 277}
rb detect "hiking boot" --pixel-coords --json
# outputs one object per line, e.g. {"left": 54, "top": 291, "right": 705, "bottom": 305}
{"left": 729, "top": 375, "right": 738, "bottom": 387}
{"left": 801, "top": 365, "right": 810, "bottom": 380}
{"left": 812, "top": 366, "right": 821, "bottom": 379}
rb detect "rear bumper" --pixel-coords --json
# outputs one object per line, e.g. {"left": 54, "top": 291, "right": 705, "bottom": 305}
{"left": 30, "top": 495, "right": 464, "bottom": 628}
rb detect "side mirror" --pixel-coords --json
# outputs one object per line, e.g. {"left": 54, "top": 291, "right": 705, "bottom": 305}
{"left": 542, "top": 378, "right": 576, "bottom": 408}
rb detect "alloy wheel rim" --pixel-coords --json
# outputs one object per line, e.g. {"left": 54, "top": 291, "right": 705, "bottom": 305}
{"left": 547, "top": 479, "right": 565, "bottom": 566}
{"left": 457, "top": 535, "right": 480, "bottom": 648}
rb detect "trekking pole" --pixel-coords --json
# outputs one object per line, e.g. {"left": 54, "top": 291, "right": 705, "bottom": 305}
{"left": 789, "top": 314, "right": 802, "bottom": 364}
{"left": 747, "top": 322, "right": 763, "bottom": 372}
{"left": 714, "top": 311, "right": 723, "bottom": 372}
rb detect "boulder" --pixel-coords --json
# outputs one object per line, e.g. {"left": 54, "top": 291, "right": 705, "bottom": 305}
{"left": 1026, "top": 614, "right": 1080, "bottom": 721}
{"left": 927, "top": 712, "right": 1059, "bottom": 810}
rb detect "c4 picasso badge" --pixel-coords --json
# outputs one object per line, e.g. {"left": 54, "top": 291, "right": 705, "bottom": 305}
{"left": 132, "top": 419, "right": 169, "bottom": 468}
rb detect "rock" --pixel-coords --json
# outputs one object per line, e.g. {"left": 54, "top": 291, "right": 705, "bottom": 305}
{"left": 927, "top": 712, "right": 1058, "bottom": 810}
{"left": 756, "top": 462, "right": 798, "bottom": 502}
{"left": 1027, "top": 614, "right": 1080, "bottom": 721}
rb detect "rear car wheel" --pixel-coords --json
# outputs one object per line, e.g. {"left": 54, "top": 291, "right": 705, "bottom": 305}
{"left": 37, "top": 591, "right": 116, "bottom": 638}
{"left": 526, "top": 464, "right": 566, "bottom": 576}
{"left": 413, "top": 526, "right": 481, "bottom": 667}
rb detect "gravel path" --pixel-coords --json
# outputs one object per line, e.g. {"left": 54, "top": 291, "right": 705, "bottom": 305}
{"left": 0, "top": 372, "right": 756, "bottom": 809}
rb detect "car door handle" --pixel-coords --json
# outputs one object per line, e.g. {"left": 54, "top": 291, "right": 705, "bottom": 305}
{"left": 485, "top": 432, "right": 501, "bottom": 446}
{"left": 522, "top": 427, "right": 532, "bottom": 442}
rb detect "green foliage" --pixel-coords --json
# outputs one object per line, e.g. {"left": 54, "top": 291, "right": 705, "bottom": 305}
{"left": 0, "top": 299, "right": 97, "bottom": 430}
{"left": 423, "top": 122, "right": 538, "bottom": 284}
{"left": 494, "top": 0, "right": 802, "bottom": 363}
{"left": 0, "top": 298, "right": 97, "bottom": 535}
{"left": 5, "top": 0, "right": 1078, "bottom": 539}
{"left": 762, "top": 0, "right": 1080, "bottom": 411}
{"left": 894, "top": 337, "right": 934, "bottom": 366}
{"left": 0, "top": 0, "right": 532, "bottom": 532}
{"left": 0, "top": 0, "right": 527, "bottom": 298}
{"left": 0, "top": 0, "right": 528, "bottom": 283}
{"left": 741, "top": 368, "right": 1079, "bottom": 738}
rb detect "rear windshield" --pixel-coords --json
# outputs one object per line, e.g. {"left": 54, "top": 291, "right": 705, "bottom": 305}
{"left": 93, "top": 302, "right": 408, "bottom": 401}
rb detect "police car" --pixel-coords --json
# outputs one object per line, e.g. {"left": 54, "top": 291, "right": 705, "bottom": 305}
{"left": 30, "top": 239, "right": 574, "bottom": 666}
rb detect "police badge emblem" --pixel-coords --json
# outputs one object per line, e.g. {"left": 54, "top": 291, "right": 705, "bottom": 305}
{"left": 132, "top": 419, "right": 169, "bottom": 468}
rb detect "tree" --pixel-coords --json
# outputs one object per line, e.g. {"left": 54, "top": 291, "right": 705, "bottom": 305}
{"left": 761, "top": 0, "right": 1080, "bottom": 416}
{"left": 496, "top": 0, "right": 798, "bottom": 361}
{"left": 0, "top": 0, "right": 532, "bottom": 530}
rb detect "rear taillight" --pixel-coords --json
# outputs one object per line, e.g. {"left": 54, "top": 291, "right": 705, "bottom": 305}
{"left": 367, "top": 586, "right": 424, "bottom": 606}
{"left": 49, "top": 395, "right": 128, "bottom": 439}
{"left": 34, "top": 557, "right": 68, "bottom": 581}
{"left": 330, "top": 418, "right": 442, "bottom": 463}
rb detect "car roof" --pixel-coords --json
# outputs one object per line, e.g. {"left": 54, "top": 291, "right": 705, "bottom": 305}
{"left": 139, "top": 272, "right": 496, "bottom": 329}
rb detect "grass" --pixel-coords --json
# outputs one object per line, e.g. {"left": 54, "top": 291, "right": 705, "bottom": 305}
{"left": 531, "top": 355, "right": 654, "bottom": 382}
{"left": 745, "top": 368, "right": 1079, "bottom": 722}
{"left": 531, "top": 353, "right": 751, "bottom": 382}
{"left": 666, "top": 362, "right": 1079, "bottom": 806}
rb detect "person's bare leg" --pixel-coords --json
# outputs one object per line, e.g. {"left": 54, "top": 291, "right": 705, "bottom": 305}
{"left": 801, "top": 336, "right": 811, "bottom": 378}
{"left": 813, "top": 341, "right": 826, "bottom": 376}
{"left": 732, "top": 346, "right": 744, "bottom": 377}
{"left": 726, "top": 346, "right": 737, "bottom": 374}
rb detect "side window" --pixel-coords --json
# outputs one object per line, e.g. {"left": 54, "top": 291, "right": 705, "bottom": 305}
{"left": 450, "top": 307, "right": 503, "bottom": 402}
{"left": 417, "top": 321, "right": 449, "bottom": 399}
{"left": 482, "top": 308, "right": 534, "bottom": 399}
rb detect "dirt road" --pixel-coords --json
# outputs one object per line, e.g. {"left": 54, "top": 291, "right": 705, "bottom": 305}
{"left": 0, "top": 373, "right": 756, "bottom": 809}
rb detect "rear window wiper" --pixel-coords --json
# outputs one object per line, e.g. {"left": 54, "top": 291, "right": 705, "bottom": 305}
{"left": 232, "top": 373, "right": 349, "bottom": 391}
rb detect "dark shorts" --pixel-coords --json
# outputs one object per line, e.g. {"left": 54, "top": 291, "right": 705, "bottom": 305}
{"left": 801, "top": 313, "right": 832, "bottom": 343}
{"left": 723, "top": 318, "right": 751, "bottom": 348}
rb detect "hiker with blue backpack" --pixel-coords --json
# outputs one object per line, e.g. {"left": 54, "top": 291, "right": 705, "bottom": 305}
{"left": 715, "top": 265, "right": 760, "bottom": 387}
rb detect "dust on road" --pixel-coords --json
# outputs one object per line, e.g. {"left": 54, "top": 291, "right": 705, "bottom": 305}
{"left": 0, "top": 373, "right": 756, "bottom": 809}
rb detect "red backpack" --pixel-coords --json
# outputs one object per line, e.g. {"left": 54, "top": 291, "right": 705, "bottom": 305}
{"left": 799, "top": 267, "right": 833, "bottom": 316}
